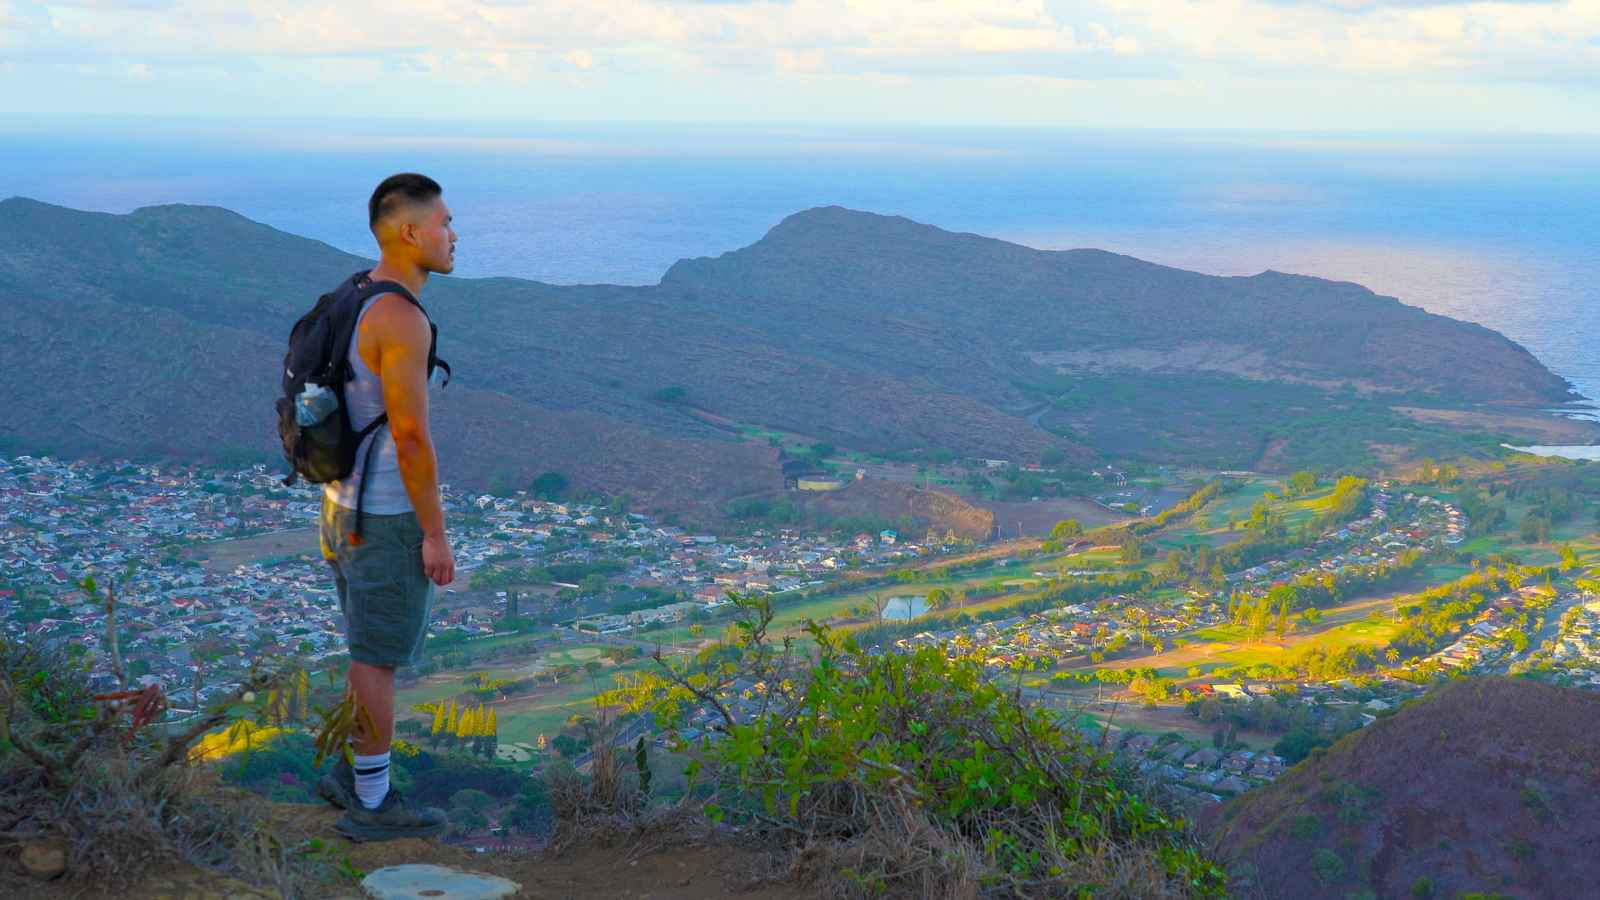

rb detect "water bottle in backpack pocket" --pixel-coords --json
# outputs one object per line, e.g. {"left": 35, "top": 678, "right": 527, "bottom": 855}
{"left": 295, "top": 382, "right": 339, "bottom": 426}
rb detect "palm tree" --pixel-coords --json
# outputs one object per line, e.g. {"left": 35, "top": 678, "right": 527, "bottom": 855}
{"left": 1386, "top": 648, "right": 1400, "bottom": 665}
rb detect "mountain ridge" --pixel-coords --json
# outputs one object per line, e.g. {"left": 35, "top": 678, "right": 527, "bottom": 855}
{"left": 665, "top": 205, "right": 1572, "bottom": 404}
{"left": 0, "top": 197, "right": 1576, "bottom": 507}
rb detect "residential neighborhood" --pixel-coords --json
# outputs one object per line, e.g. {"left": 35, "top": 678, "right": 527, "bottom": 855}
{"left": 6, "top": 451, "right": 1597, "bottom": 814}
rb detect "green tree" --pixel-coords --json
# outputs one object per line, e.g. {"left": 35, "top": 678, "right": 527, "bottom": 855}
{"left": 1520, "top": 513, "right": 1551, "bottom": 544}
{"left": 1050, "top": 520, "right": 1084, "bottom": 540}
{"left": 1120, "top": 539, "right": 1146, "bottom": 565}
{"left": 448, "top": 808, "right": 489, "bottom": 837}
{"left": 1309, "top": 849, "right": 1348, "bottom": 886}
{"left": 1274, "top": 730, "right": 1329, "bottom": 763}
{"left": 1409, "top": 876, "right": 1435, "bottom": 899}
{"left": 529, "top": 472, "right": 569, "bottom": 499}
{"left": 1289, "top": 471, "right": 1317, "bottom": 494}
{"left": 1159, "top": 550, "right": 1185, "bottom": 583}
{"left": 449, "top": 788, "right": 495, "bottom": 813}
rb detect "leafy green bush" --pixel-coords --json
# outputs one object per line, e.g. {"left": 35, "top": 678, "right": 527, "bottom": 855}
{"left": 1290, "top": 813, "right": 1322, "bottom": 840}
{"left": 664, "top": 602, "right": 1228, "bottom": 899}
{"left": 1274, "top": 730, "right": 1330, "bottom": 763}
{"left": 529, "top": 471, "right": 569, "bottom": 498}
{"left": 1409, "top": 875, "right": 1435, "bottom": 899}
{"left": 1309, "top": 848, "right": 1347, "bottom": 886}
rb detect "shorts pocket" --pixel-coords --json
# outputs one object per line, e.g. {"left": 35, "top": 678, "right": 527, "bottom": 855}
{"left": 356, "top": 589, "right": 411, "bottom": 655}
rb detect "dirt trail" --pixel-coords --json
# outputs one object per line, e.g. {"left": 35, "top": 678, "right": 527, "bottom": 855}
{"left": 3, "top": 801, "right": 809, "bottom": 900}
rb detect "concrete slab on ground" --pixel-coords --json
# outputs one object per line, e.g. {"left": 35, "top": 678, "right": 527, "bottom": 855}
{"left": 362, "top": 865, "right": 519, "bottom": 900}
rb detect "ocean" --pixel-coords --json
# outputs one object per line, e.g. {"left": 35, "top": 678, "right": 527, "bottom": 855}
{"left": 5, "top": 116, "right": 1599, "bottom": 410}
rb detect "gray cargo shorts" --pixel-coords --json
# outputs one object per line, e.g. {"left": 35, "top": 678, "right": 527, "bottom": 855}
{"left": 320, "top": 498, "right": 434, "bottom": 668}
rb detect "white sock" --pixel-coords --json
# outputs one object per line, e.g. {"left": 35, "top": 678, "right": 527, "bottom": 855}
{"left": 352, "top": 751, "right": 391, "bottom": 810}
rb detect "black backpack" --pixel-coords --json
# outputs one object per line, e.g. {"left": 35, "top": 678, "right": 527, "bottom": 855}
{"left": 275, "top": 270, "right": 450, "bottom": 542}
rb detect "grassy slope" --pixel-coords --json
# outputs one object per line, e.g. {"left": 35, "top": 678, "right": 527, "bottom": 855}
{"left": 1215, "top": 676, "right": 1600, "bottom": 899}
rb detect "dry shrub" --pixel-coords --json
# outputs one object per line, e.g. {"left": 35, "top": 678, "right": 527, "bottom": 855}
{"left": 0, "top": 753, "right": 332, "bottom": 894}
{"left": 0, "top": 591, "right": 340, "bottom": 897}
{"left": 766, "top": 769, "right": 1208, "bottom": 900}
{"left": 786, "top": 798, "right": 982, "bottom": 900}
{"left": 543, "top": 712, "right": 737, "bottom": 868}
{"left": 543, "top": 713, "right": 646, "bottom": 853}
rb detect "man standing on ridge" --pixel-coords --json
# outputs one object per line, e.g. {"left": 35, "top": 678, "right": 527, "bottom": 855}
{"left": 316, "top": 173, "right": 457, "bottom": 841}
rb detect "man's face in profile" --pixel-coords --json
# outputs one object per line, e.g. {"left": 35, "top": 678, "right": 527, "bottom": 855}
{"left": 412, "top": 198, "right": 456, "bottom": 275}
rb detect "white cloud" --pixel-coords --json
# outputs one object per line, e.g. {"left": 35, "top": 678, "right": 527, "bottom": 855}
{"left": 2, "top": 0, "right": 1600, "bottom": 124}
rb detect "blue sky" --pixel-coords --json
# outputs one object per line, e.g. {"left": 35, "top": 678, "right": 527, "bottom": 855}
{"left": 3, "top": 0, "right": 1600, "bottom": 131}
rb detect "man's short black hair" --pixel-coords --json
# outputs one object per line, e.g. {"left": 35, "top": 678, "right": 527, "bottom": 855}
{"left": 368, "top": 173, "right": 442, "bottom": 228}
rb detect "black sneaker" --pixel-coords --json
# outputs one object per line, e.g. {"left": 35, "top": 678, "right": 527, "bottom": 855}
{"left": 315, "top": 757, "right": 357, "bottom": 810}
{"left": 333, "top": 788, "right": 447, "bottom": 842}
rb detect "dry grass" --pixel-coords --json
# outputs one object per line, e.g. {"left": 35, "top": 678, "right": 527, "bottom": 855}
{"left": 0, "top": 738, "right": 350, "bottom": 897}
{"left": 784, "top": 799, "right": 981, "bottom": 900}
{"left": 543, "top": 713, "right": 647, "bottom": 854}
{"left": 0, "top": 603, "right": 344, "bottom": 898}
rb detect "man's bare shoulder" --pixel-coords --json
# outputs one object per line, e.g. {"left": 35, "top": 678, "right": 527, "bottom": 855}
{"left": 363, "top": 292, "right": 431, "bottom": 344}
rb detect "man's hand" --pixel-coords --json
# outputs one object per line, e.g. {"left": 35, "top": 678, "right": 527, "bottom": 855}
{"left": 423, "top": 533, "right": 455, "bottom": 587}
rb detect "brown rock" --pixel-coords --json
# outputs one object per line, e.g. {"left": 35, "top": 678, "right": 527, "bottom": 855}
{"left": 19, "top": 843, "right": 65, "bottom": 880}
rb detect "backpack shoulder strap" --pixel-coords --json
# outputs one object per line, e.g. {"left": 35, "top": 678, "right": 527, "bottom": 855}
{"left": 353, "top": 277, "right": 450, "bottom": 388}
{"left": 356, "top": 279, "right": 421, "bottom": 310}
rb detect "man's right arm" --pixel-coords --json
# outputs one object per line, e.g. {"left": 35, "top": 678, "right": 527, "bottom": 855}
{"left": 368, "top": 295, "right": 455, "bottom": 587}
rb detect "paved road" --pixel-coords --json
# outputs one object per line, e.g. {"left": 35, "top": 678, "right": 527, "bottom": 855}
{"left": 1530, "top": 592, "right": 1585, "bottom": 655}
{"left": 1025, "top": 382, "right": 1081, "bottom": 431}
{"left": 558, "top": 629, "right": 695, "bottom": 657}
{"left": 1480, "top": 592, "right": 1583, "bottom": 675}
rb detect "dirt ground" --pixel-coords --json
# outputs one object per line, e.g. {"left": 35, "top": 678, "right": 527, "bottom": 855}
{"left": 1, "top": 801, "right": 809, "bottom": 900}
{"left": 192, "top": 528, "right": 323, "bottom": 572}
{"left": 962, "top": 496, "right": 1125, "bottom": 538}
{"left": 1392, "top": 405, "right": 1600, "bottom": 443}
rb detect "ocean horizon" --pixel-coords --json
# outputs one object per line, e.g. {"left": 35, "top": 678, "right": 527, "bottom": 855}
{"left": 6, "top": 115, "right": 1599, "bottom": 410}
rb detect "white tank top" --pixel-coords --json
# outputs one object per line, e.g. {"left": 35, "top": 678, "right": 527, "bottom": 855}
{"left": 324, "top": 295, "right": 413, "bottom": 515}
